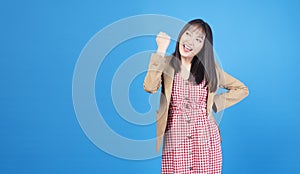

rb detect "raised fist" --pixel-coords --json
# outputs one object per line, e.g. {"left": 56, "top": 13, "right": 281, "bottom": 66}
{"left": 156, "top": 32, "right": 171, "bottom": 53}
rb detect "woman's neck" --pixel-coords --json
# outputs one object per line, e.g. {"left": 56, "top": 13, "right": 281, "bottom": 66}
{"left": 180, "top": 56, "right": 192, "bottom": 79}
{"left": 181, "top": 56, "right": 193, "bottom": 65}
{"left": 181, "top": 56, "right": 192, "bottom": 71}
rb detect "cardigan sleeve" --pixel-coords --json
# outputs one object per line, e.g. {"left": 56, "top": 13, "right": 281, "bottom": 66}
{"left": 212, "top": 64, "right": 249, "bottom": 113}
{"left": 143, "top": 53, "right": 167, "bottom": 94}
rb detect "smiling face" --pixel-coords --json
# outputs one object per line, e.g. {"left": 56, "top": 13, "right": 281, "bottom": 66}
{"left": 179, "top": 25, "right": 206, "bottom": 59}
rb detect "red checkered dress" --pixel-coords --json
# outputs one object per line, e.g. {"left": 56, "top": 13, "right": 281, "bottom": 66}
{"left": 161, "top": 73, "right": 222, "bottom": 174}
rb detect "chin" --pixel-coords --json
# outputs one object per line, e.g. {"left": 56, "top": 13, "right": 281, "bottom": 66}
{"left": 179, "top": 51, "right": 194, "bottom": 59}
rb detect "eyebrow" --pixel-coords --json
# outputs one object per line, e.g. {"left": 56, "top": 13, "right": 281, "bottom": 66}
{"left": 198, "top": 35, "right": 204, "bottom": 38}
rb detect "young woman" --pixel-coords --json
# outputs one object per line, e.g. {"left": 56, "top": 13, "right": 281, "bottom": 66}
{"left": 144, "top": 19, "right": 249, "bottom": 173}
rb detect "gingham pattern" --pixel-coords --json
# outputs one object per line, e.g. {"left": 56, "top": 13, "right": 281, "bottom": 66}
{"left": 161, "top": 73, "right": 222, "bottom": 174}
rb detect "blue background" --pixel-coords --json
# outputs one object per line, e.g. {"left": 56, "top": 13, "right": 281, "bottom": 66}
{"left": 1, "top": 0, "right": 300, "bottom": 173}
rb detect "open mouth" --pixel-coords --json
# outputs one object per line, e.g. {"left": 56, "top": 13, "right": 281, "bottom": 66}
{"left": 183, "top": 44, "right": 193, "bottom": 52}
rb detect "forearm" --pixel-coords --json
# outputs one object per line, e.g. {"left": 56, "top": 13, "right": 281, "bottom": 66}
{"left": 143, "top": 52, "right": 167, "bottom": 93}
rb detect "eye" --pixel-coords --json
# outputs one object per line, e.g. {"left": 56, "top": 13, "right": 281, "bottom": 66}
{"left": 185, "top": 31, "right": 191, "bottom": 36}
{"left": 196, "top": 38, "right": 202, "bottom": 43}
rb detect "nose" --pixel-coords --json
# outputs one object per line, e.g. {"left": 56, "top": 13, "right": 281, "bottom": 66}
{"left": 186, "top": 40, "right": 193, "bottom": 47}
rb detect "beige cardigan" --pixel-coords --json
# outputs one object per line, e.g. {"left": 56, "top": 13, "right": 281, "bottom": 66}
{"left": 143, "top": 53, "right": 249, "bottom": 153}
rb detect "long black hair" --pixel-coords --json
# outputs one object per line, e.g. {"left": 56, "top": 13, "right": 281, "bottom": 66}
{"left": 171, "top": 19, "right": 218, "bottom": 92}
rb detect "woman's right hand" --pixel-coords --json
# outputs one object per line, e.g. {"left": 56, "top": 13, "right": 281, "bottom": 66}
{"left": 156, "top": 32, "right": 171, "bottom": 54}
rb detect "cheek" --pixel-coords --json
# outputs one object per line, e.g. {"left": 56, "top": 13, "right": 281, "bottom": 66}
{"left": 179, "top": 36, "right": 186, "bottom": 44}
{"left": 194, "top": 43, "right": 204, "bottom": 54}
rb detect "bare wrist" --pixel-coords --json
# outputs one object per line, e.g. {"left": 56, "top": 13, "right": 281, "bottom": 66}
{"left": 156, "top": 48, "right": 167, "bottom": 56}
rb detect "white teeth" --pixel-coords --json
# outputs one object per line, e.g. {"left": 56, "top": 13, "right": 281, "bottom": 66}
{"left": 184, "top": 44, "right": 192, "bottom": 51}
